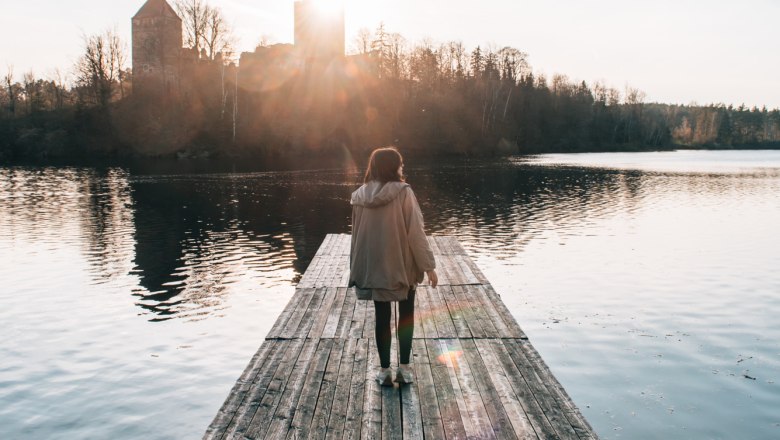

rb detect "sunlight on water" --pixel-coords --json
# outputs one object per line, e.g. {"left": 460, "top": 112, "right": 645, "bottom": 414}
{"left": 1, "top": 150, "right": 780, "bottom": 439}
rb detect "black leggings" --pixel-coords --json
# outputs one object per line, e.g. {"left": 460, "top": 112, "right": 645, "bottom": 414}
{"left": 374, "top": 289, "right": 416, "bottom": 368}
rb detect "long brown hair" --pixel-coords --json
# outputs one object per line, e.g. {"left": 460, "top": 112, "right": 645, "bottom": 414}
{"left": 364, "top": 147, "right": 405, "bottom": 183}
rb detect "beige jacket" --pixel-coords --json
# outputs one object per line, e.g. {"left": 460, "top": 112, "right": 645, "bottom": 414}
{"left": 349, "top": 181, "right": 436, "bottom": 302}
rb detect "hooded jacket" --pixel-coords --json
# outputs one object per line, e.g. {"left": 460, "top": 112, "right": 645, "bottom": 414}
{"left": 349, "top": 180, "right": 436, "bottom": 301}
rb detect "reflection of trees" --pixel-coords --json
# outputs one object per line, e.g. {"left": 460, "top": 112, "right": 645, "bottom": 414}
{"left": 409, "top": 161, "right": 645, "bottom": 256}
{"left": 79, "top": 168, "right": 136, "bottom": 283}
{"left": 129, "top": 171, "right": 351, "bottom": 320}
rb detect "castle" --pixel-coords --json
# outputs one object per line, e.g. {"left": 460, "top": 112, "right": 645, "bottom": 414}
{"left": 131, "top": 0, "right": 183, "bottom": 93}
{"left": 131, "top": 0, "right": 345, "bottom": 94}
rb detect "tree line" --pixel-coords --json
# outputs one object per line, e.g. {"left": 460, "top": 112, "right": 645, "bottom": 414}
{"left": 1, "top": 15, "right": 779, "bottom": 162}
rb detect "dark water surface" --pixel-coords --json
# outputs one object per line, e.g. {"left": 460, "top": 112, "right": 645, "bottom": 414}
{"left": 1, "top": 150, "right": 779, "bottom": 439}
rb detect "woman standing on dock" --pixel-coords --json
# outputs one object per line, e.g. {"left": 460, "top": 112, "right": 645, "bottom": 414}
{"left": 349, "top": 147, "right": 438, "bottom": 386}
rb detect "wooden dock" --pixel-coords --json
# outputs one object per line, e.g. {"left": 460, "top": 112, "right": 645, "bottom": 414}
{"left": 204, "top": 234, "right": 597, "bottom": 439}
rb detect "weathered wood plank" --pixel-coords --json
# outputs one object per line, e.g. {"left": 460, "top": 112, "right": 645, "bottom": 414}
{"left": 286, "top": 339, "right": 334, "bottom": 439}
{"left": 219, "top": 339, "right": 290, "bottom": 438}
{"left": 416, "top": 284, "right": 437, "bottom": 339}
{"left": 361, "top": 338, "right": 382, "bottom": 440}
{"left": 335, "top": 288, "right": 357, "bottom": 339}
{"left": 343, "top": 338, "right": 368, "bottom": 440}
{"left": 237, "top": 339, "right": 308, "bottom": 439}
{"left": 512, "top": 339, "right": 597, "bottom": 439}
{"left": 322, "top": 287, "right": 348, "bottom": 339}
{"left": 255, "top": 338, "right": 319, "bottom": 438}
{"left": 307, "top": 287, "right": 339, "bottom": 339}
{"left": 324, "top": 337, "right": 356, "bottom": 439}
{"left": 280, "top": 288, "right": 317, "bottom": 339}
{"left": 439, "top": 285, "right": 472, "bottom": 338}
{"left": 267, "top": 289, "right": 308, "bottom": 339}
{"left": 409, "top": 339, "right": 445, "bottom": 440}
{"left": 309, "top": 339, "right": 345, "bottom": 440}
{"left": 459, "top": 338, "right": 519, "bottom": 439}
{"left": 438, "top": 338, "right": 495, "bottom": 439}
{"left": 426, "top": 286, "right": 458, "bottom": 338}
{"left": 502, "top": 339, "right": 580, "bottom": 440}
{"left": 481, "top": 284, "right": 528, "bottom": 339}
{"left": 426, "top": 339, "right": 468, "bottom": 440}
{"left": 450, "top": 285, "right": 488, "bottom": 339}
{"left": 473, "top": 338, "right": 540, "bottom": 440}
{"left": 464, "top": 285, "right": 500, "bottom": 338}
{"left": 204, "top": 339, "right": 281, "bottom": 439}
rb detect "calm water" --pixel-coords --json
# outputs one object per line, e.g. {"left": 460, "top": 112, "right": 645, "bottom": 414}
{"left": 1, "top": 150, "right": 779, "bottom": 439}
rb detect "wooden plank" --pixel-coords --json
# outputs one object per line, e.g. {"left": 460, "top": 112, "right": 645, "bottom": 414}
{"left": 322, "top": 287, "right": 348, "bottom": 339}
{"left": 459, "top": 338, "right": 521, "bottom": 440}
{"left": 502, "top": 339, "right": 580, "bottom": 440}
{"left": 261, "top": 338, "right": 320, "bottom": 438}
{"left": 453, "top": 255, "right": 480, "bottom": 284}
{"left": 425, "top": 339, "right": 468, "bottom": 440}
{"left": 482, "top": 285, "right": 527, "bottom": 339}
{"left": 343, "top": 338, "right": 368, "bottom": 440}
{"left": 280, "top": 288, "right": 317, "bottom": 339}
{"left": 361, "top": 338, "right": 382, "bottom": 440}
{"left": 204, "top": 339, "right": 281, "bottom": 439}
{"left": 286, "top": 339, "right": 334, "bottom": 439}
{"left": 439, "top": 285, "right": 472, "bottom": 338}
{"left": 438, "top": 339, "right": 495, "bottom": 439}
{"left": 309, "top": 339, "right": 345, "bottom": 439}
{"left": 450, "top": 285, "right": 488, "bottom": 339}
{"left": 298, "top": 256, "right": 325, "bottom": 288}
{"left": 463, "top": 285, "right": 500, "bottom": 338}
{"left": 479, "top": 338, "right": 558, "bottom": 440}
{"left": 408, "top": 339, "right": 445, "bottom": 440}
{"left": 399, "top": 369, "right": 424, "bottom": 440}
{"left": 426, "top": 286, "right": 458, "bottom": 338}
{"left": 336, "top": 288, "right": 357, "bottom": 339}
{"left": 350, "top": 298, "right": 368, "bottom": 339}
{"left": 266, "top": 288, "right": 308, "bottom": 339}
{"left": 293, "top": 286, "right": 326, "bottom": 338}
{"left": 235, "top": 339, "right": 308, "bottom": 439}
{"left": 416, "top": 284, "right": 437, "bottom": 339}
{"left": 324, "top": 337, "right": 356, "bottom": 439}
{"left": 513, "top": 340, "right": 597, "bottom": 439}
{"left": 308, "top": 287, "right": 339, "bottom": 339}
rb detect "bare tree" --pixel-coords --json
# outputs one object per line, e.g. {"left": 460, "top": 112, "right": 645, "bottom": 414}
{"left": 175, "top": 0, "right": 209, "bottom": 57}
{"left": 204, "top": 6, "right": 234, "bottom": 60}
{"left": 75, "top": 29, "right": 127, "bottom": 108}
{"left": 4, "top": 66, "right": 16, "bottom": 116}
{"left": 352, "top": 28, "right": 373, "bottom": 55}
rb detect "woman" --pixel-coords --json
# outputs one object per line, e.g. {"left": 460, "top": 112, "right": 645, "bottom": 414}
{"left": 349, "top": 147, "right": 438, "bottom": 386}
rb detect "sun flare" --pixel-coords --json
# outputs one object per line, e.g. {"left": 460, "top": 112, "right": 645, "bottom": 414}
{"left": 308, "top": 0, "right": 345, "bottom": 19}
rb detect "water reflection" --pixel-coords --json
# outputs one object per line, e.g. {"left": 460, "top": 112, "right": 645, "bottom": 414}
{"left": 3, "top": 151, "right": 780, "bottom": 439}
{"left": 128, "top": 172, "right": 353, "bottom": 320}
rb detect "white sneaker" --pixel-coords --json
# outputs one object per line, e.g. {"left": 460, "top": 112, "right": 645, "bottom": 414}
{"left": 376, "top": 368, "right": 394, "bottom": 387}
{"left": 395, "top": 365, "right": 414, "bottom": 384}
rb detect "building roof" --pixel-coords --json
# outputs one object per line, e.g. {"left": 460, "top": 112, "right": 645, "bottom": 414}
{"left": 133, "top": 0, "right": 180, "bottom": 20}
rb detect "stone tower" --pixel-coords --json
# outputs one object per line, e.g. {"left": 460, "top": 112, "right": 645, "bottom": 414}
{"left": 294, "top": 0, "right": 345, "bottom": 63}
{"left": 132, "top": 0, "right": 182, "bottom": 93}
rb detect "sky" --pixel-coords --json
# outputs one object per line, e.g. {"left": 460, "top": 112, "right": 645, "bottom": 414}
{"left": 1, "top": 0, "right": 779, "bottom": 108}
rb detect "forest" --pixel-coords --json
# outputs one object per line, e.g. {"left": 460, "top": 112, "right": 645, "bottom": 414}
{"left": 1, "top": 16, "right": 779, "bottom": 163}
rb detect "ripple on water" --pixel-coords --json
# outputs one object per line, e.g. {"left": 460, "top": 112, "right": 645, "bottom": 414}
{"left": 2, "top": 153, "right": 780, "bottom": 439}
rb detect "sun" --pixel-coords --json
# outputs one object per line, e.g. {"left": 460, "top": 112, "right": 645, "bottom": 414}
{"left": 308, "top": 0, "right": 345, "bottom": 19}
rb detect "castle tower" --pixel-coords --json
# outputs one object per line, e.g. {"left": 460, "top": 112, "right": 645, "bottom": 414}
{"left": 132, "top": 0, "right": 182, "bottom": 93}
{"left": 294, "top": 0, "right": 345, "bottom": 63}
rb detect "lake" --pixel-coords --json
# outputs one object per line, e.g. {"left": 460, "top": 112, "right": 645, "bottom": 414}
{"left": 1, "top": 150, "right": 779, "bottom": 439}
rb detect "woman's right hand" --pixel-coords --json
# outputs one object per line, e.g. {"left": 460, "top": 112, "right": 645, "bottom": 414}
{"left": 426, "top": 270, "right": 438, "bottom": 288}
